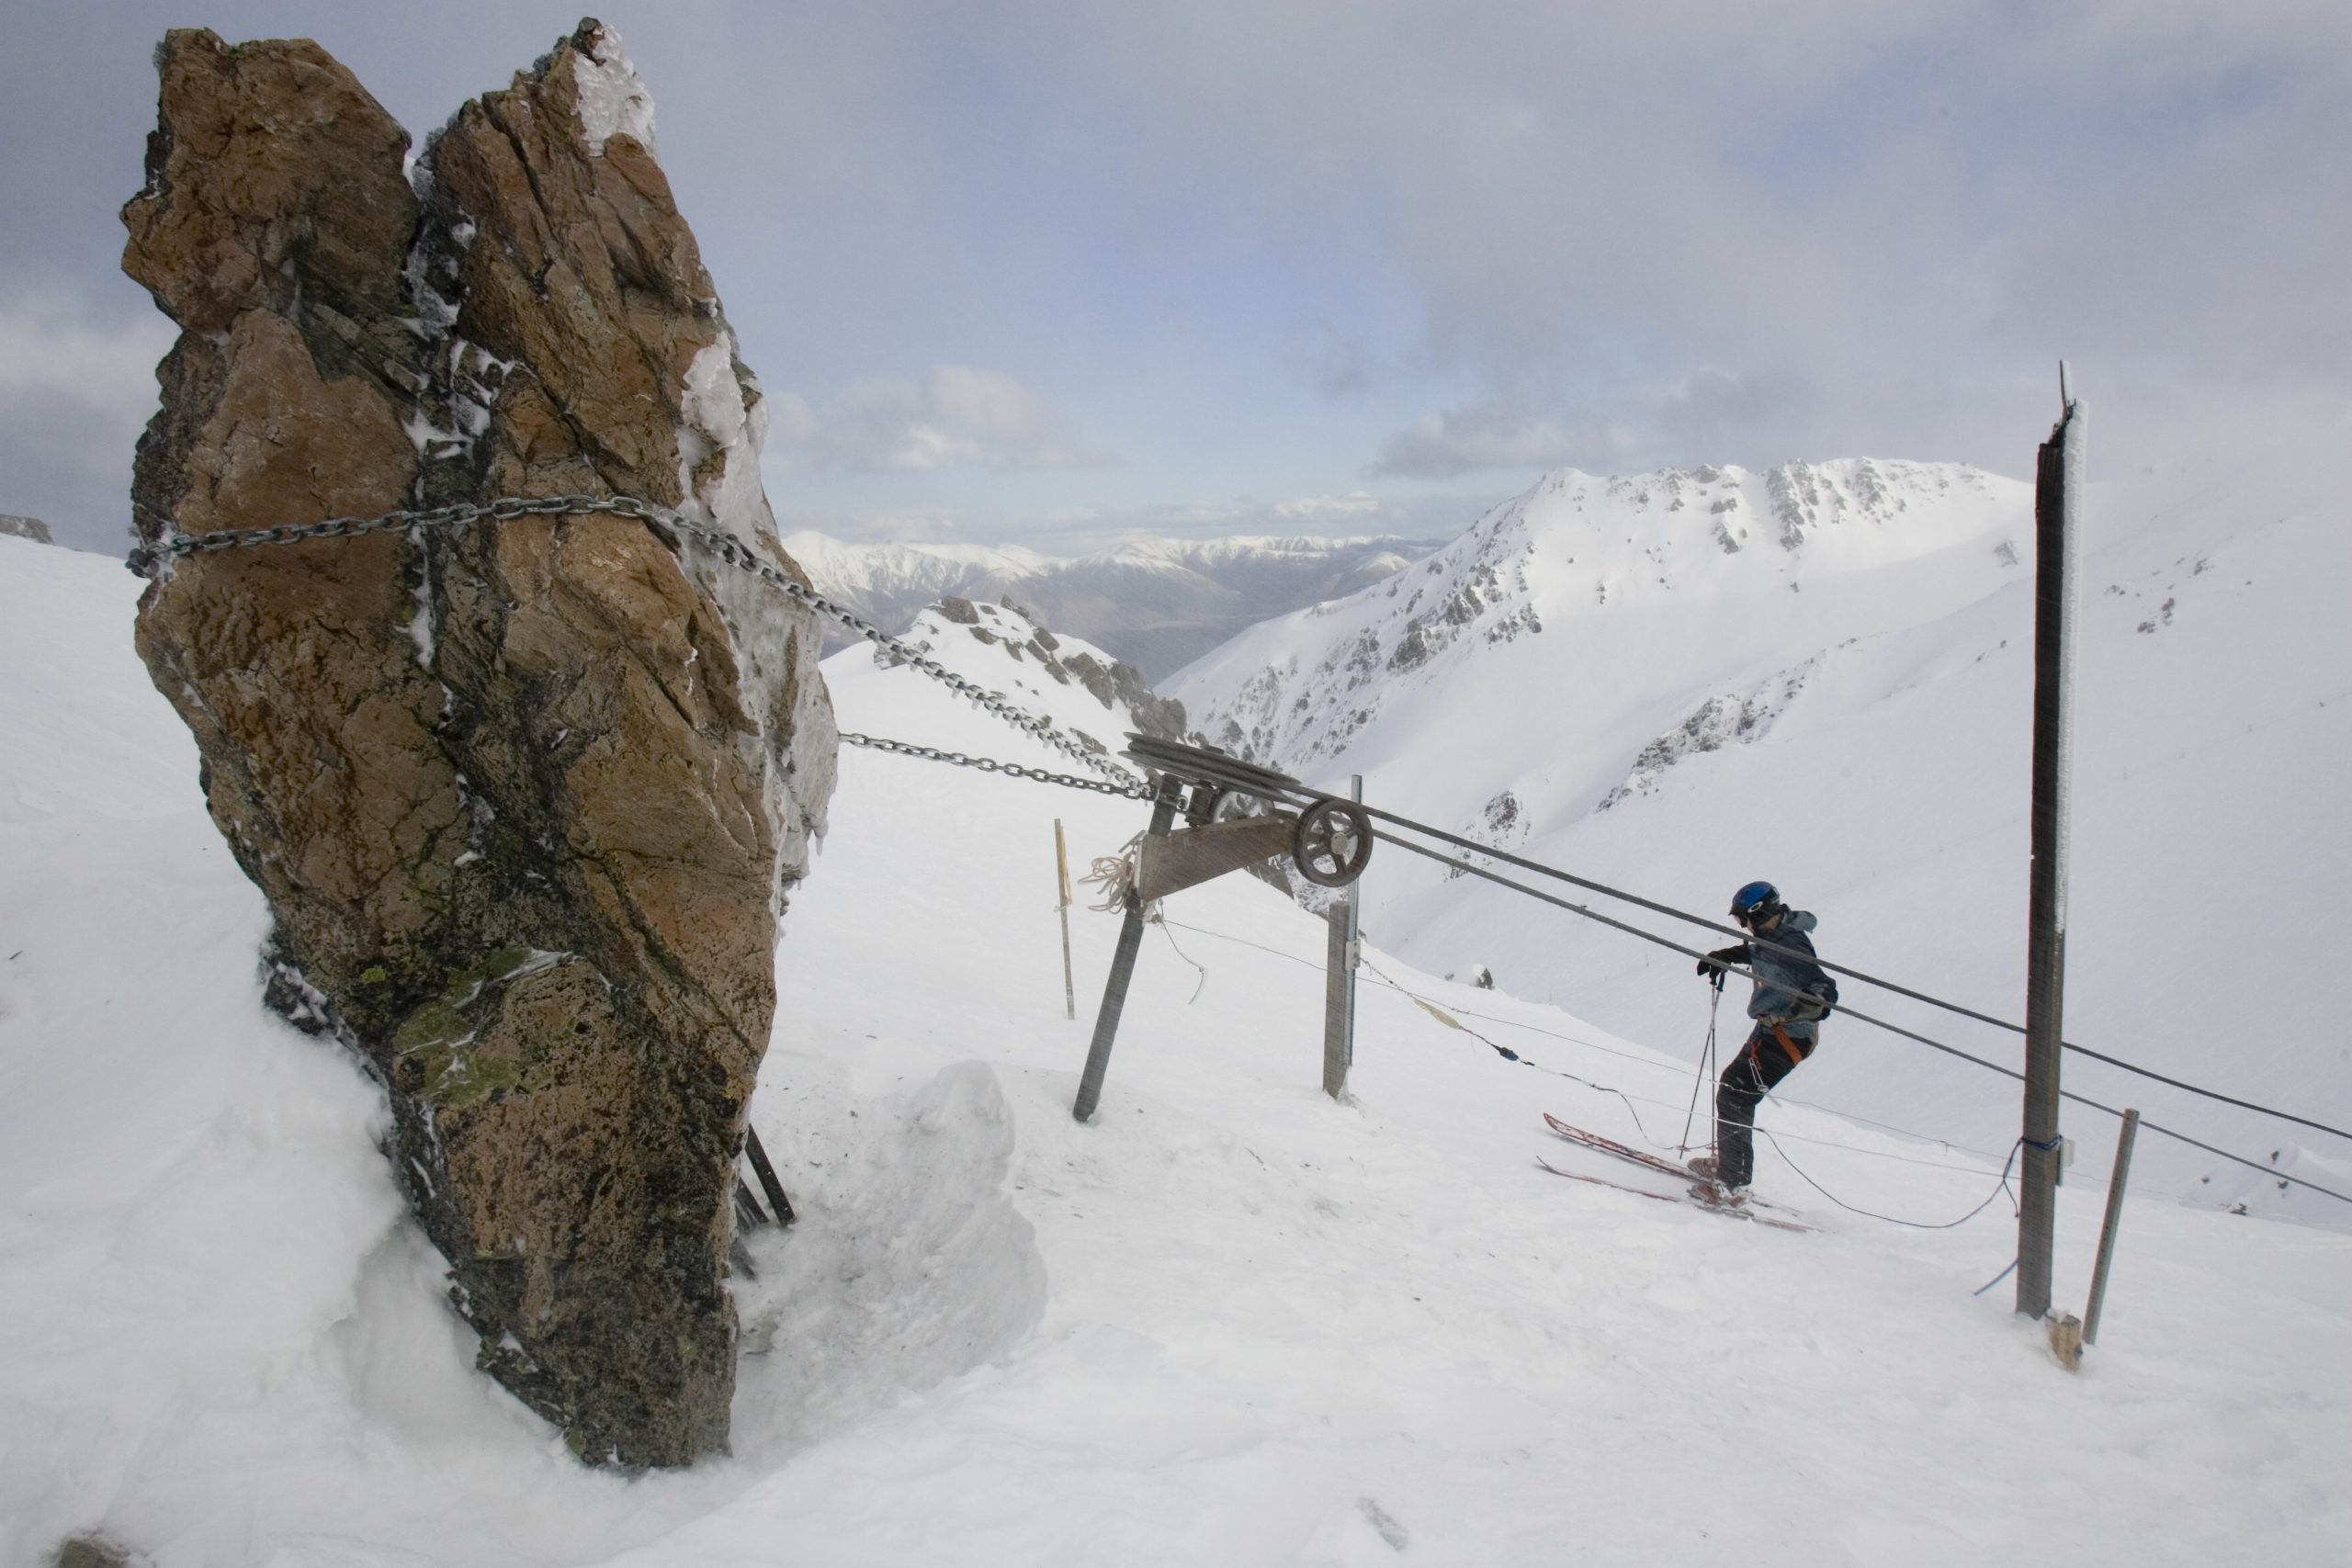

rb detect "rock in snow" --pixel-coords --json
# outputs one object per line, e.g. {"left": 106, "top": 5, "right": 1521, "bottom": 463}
{"left": 119, "top": 22, "right": 834, "bottom": 1465}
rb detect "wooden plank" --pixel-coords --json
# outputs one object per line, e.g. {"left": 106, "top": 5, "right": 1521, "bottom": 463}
{"left": 1134, "top": 815, "right": 1294, "bottom": 902}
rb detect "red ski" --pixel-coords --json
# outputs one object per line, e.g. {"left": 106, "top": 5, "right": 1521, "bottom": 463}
{"left": 1541, "top": 1113, "right": 1808, "bottom": 1224}
{"left": 1534, "top": 1158, "right": 1815, "bottom": 1232}
{"left": 1542, "top": 1113, "right": 1697, "bottom": 1181}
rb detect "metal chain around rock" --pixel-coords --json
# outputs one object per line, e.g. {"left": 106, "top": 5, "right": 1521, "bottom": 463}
{"left": 126, "top": 494, "right": 1149, "bottom": 795}
{"left": 839, "top": 732, "right": 1147, "bottom": 797}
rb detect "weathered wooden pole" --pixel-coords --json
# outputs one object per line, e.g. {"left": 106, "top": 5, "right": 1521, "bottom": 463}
{"left": 1072, "top": 774, "right": 1182, "bottom": 1122}
{"left": 2018, "top": 366, "right": 2084, "bottom": 1321}
{"left": 1054, "top": 818, "right": 1076, "bottom": 1021}
{"left": 1322, "top": 774, "right": 1363, "bottom": 1100}
{"left": 2082, "top": 1108, "right": 2141, "bottom": 1346}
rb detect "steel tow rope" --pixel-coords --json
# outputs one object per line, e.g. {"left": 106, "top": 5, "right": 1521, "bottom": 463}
{"left": 126, "top": 494, "right": 1147, "bottom": 794}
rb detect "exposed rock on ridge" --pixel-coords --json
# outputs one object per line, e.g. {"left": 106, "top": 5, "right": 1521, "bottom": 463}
{"left": 913, "top": 596, "right": 1187, "bottom": 744}
{"left": 121, "top": 21, "right": 834, "bottom": 1467}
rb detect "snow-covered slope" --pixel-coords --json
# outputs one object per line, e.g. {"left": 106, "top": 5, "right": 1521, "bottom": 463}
{"left": 1177, "top": 459, "right": 2027, "bottom": 771}
{"left": 5, "top": 530, "right": 2348, "bottom": 1565}
{"left": 1172, "top": 457, "right": 2352, "bottom": 1220}
{"left": 783, "top": 530, "right": 1437, "bottom": 679}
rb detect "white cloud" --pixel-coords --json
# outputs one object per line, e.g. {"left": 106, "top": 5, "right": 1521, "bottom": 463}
{"left": 1063, "top": 0, "right": 2352, "bottom": 481}
{"left": 776, "top": 489, "right": 1480, "bottom": 554}
{"left": 1373, "top": 400, "right": 1622, "bottom": 479}
{"left": 0, "top": 293, "right": 170, "bottom": 417}
{"left": 1273, "top": 491, "right": 1383, "bottom": 519}
{"left": 0, "top": 293, "right": 173, "bottom": 548}
{"left": 767, "top": 365, "right": 1117, "bottom": 474}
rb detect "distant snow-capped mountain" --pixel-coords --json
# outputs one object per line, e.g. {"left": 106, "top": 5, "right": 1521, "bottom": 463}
{"left": 1173, "top": 458, "right": 2025, "bottom": 773}
{"left": 781, "top": 532, "right": 1436, "bottom": 680}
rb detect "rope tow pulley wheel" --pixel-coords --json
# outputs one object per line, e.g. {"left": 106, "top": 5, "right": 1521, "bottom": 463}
{"left": 1292, "top": 797, "right": 1373, "bottom": 887}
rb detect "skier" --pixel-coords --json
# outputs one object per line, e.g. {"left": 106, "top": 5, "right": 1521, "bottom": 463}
{"left": 1689, "top": 881, "right": 1835, "bottom": 1202}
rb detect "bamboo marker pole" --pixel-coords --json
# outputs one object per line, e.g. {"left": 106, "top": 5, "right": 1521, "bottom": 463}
{"left": 1054, "top": 818, "right": 1076, "bottom": 1021}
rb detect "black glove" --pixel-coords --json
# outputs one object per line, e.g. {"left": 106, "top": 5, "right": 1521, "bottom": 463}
{"left": 1695, "top": 944, "right": 1747, "bottom": 977}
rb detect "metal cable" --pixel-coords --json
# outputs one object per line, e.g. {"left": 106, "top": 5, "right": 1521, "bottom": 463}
{"left": 1157, "top": 916, "right": 2018, "bottom": 1178}
{"left": 1366, "top": 825, "right": 2352, "bottom": 1206}
{"left": 1323, "top": 796, "right": 2352, "bottom": 1144}
{"left": 1758, "top": 1130, "right": 2025, "bottom": 1232}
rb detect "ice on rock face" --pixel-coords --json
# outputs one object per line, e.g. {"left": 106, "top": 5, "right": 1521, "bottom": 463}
{"left": 571, "top": 25, "right": 658, "bottom": 157}
{"left": 677, "top": 332, "right": 769, "bottom": 547}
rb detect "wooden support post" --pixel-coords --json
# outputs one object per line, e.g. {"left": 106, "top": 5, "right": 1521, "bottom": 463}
{"left": 2018, "top": 369, "right": 2083, "bottom": 1322}
{"left": 1054, "top": 818, "right": 1076, "bottom": 1021}
{"left": 1072, "top": 775, "right": 1182, "bottom": 1122}
{"left": 1322, "top": 774, "right": 1363, "bottom": 1100}
{"left": 2083, "top": 1108, "right": 2141, "bottom": 1346}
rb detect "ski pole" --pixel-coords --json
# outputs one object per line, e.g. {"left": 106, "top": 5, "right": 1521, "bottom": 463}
{"left": 1679, "top": 976, "right": 1724, "bottom": 1153}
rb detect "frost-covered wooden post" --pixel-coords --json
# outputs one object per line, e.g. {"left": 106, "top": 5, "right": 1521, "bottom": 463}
{"left": 1322, "top": 774, "right": 1363, "bottom": 1100}
{"left": 1073, "top": 773, "right": 1182, "bottom": 1122}
{"left": 2018, "top": 366, "right": 2084, "bottom": 1322}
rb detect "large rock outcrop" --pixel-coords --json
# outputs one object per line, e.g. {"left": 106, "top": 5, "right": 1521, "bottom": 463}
{"left": 121, "top": 21, "right": 835, "bottom": 1466}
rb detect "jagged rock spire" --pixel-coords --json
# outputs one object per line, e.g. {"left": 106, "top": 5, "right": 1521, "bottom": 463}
{"left": 122, "top": 21, "right": 835, "bottom": 1467}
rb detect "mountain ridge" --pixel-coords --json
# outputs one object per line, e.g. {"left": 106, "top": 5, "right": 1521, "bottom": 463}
{"left": 783, "top": 530, "right": 1441, "bottom": 680}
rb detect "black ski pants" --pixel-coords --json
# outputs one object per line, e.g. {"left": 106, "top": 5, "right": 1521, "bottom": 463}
{"left": 1715, "top": 1025, "right": 1811, "bottom": 1189}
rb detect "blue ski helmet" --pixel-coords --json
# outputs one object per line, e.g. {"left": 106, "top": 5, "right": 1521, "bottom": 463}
{"left": 1730, "top": 880, "right": 1781, "bottom": 925}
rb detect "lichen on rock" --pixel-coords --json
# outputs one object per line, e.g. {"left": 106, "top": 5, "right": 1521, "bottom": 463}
{"left": 120, "top": 19, "right": 834, "bottom": 1467}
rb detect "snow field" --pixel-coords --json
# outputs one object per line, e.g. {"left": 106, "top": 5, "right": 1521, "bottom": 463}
{"left": 2, "top": 532, "right": 2346, "bottom": 1564}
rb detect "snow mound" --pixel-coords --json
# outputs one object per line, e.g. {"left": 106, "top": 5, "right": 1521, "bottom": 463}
{"left": 734, "top": 1061, "right": 1046, "bottom": 1450}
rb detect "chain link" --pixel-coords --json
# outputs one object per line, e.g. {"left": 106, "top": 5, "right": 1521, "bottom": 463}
{"left": 128, "top": 494, "right": 1150, "bottom": 795}
{"left": 840, "top": 732, "right": 1149, "bottom": 797}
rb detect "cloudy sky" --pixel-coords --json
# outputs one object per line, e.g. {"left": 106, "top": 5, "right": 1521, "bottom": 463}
{"left": 5, "top": 0, "right": 2346, "bottom": 554}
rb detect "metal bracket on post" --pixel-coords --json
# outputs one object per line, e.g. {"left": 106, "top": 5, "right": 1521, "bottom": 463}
{"left": 1071, "top": 772, "right": 1182, "bottom": 1122}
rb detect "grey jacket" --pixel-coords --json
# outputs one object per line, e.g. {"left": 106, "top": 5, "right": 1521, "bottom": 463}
{"left": 1736, "top": 908, "right": 1827, "bottom": 1042}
